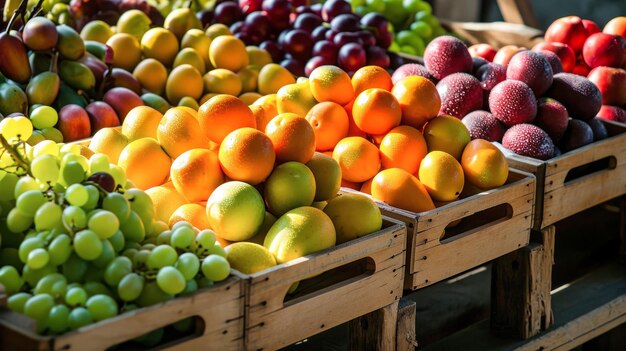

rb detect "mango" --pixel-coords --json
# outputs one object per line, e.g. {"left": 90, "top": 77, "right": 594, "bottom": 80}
{"left": 59, "top": 61, "right": 96, "bottom": 91}
{"left": 54, "top": 82, "right": 88, "bottom": 109}
{"left": 56, "top": 25, "right": 85, "bottom": 60}
{"left": 0, "top": 82, "right": 28, "bottom": 116}
{"left": 26, "top": 72, "right": 60, "bottom": 106}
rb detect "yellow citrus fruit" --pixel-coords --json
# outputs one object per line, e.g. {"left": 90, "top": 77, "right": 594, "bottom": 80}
{"left": 164, "top": 8, "right": 202, "bottom": 40}
{"left": 239, "top": 92, "right": 262, "bottom": 105}
{"left": 423, "top": 115, "right": 471, "bottom": 160}
{"left": 225, "top": 242, "right": 276, "bottom": 274}
{"left": 352, "top": 65, "right": 393, "bottom": 94}
{"left": 391, "top": 76, "right": 441, "bottom": 129}
{"left": 238, "top": 66, "right": 259, "bottom": 93}
{"left": 80, "top": 20, "right": 113, "bottom": 43}
{"left": 323, "top": 193, "right": 382, "bottom": 244}
{"left": 246, "top": 46, "right": 273, "bottom": 67}
{"left": 181, "top": 29, "right": 212, "bottom": 68}
{"left": 169, "top": 203, "right": 211, "bottom": 229}
{"left": 88, "top": 127, "right": 128, "bottom": 164}
{"left": 145, "top": 183, "right": 188, "bottom": 223}
{"left": 246, "top": 211, "right": 277, "bottom": 245}
{"left": 276, "top": 81, "right": 317, "bottom": 116}
{"left": 418, "top": 151, "right": 465, "bottom": 202}
{"left": 332, "top": 137, "right": 381, "bottom": 183}
{"left": 165, "top": 64, "right": 204, "bottom": 105}
{"left": 133, "top": 58, "right": 168, "bottom": 95}
{"left": 461, "top": 139, "right": 509, "bottom": 190}
{"left": 122, "top": 106, "right": 163, "bottom": 141}
{"left": 140, "top": 27, "right": 179, "bottom": 67}
{"left": 258, "top": 63, "right": 296, "bottom": 95}
{"left": 265, "top": 113, "right": 316, "bottom": 164}
{"left": 171, "top": 148, "right": 224, "bottom": 203}
{"left": 203, "top": 68, "right": 242, "bottom": 96}
{"left": 178, "top": 96, "right": 199, "bottom": 110}
{"left": 118, "top": 138, "right": 172, "bottom": 190}
{"left": 308, "top": 65, "right": 354, "bottom": 105}
{"left": 198, "top": 95, "right": 256, "bottom": 144}
{"left": 157, "top": 107, "right": 208, "bottom": 159}
{"left": 371, "top": 168, "right": 435, "bottom": 213}
{"left": 264, "top": 161, "right": 316, "bottom": 217}
{"left": 206, "top": 181, "right": 266, "bottom": 241}
{"left": 206, "top": 23, "right": 232, "bottom": 39}
{"left": 305, "top": 152, "right": 341, "bottom": 202}
{"left": 106, "top": 33, "right": 142, "bottom": 71}
{"left": 173, "top": 47, "right": 206, "bottom": 75}
{"left": 379, "top": 125, "right": 428, "bottom": 174}
{"left": 209, "top": 35, "right": 249, "bottom": 72}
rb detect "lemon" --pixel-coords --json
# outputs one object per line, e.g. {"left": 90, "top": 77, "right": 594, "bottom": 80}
{"left": 88, "top": 127, "right": 128, "bottom": 164}
{"left": 122, "top": 106, "right": 163, "bottom": 141}
{"left": 418, "top": 151, "right": 465, "bottom": 202}
{"left": 323, "top": 193, "right": 382, "bottom": 244}
{"left": 206, "top": 181, "right": 265, "bottom": 242}
{"left": 225, "top": 242, "right": 277, "bottom": 274}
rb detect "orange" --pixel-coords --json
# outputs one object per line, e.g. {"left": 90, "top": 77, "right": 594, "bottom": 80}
{"left": 391, "top": 76, "right": 441, "bottom": 129}
{"left": 352, "top": 89, "right": 402, "bottom": 135}
{"left": 157, "top": 107, "right": 209, "bottom": 159}
{"left": 422, "top": 115, "right": 471, "bottom": 160}
{"left": 341, "top": 179, "right": 362, "bottom": 190}
{"left": 305, "top": 102, "right": 349, "bottom": 151}
{"left": 239, "top": 92, "right": 262, "bottom": 105}
{"left": 360, "top": 178, "right": 373, "bottom": 194}
{"left": 209, "top": 35, "right": 249, "bottom": 72}
{"left": 333, "top": 137, "right": 380, "bottom": 183}
{"left": 305, "top": 152, "right": 342, "bottom": 202}
{"left": 122, "top": 106, "right": 163, "bottom": 141}
{"left": 171, "top": 148, "right": 225, "bottom": 203}
{"left": 308, "top": 65, "right": 354, "bottom": 105}
{"left": 265, "top": 113, "right": 316, "bottom": 164}
{"left": 133, "top": 58, "right": 168, "bottom": 95}
{"left": 352, "top": 66, "right": 393, "bottom": 95}
{"left": 379, "top": 125, "right": 428, "bottom": 174}
{"left": 371, "top": 168, "right": 435, "bottom": 213}
{"left": 250, "top": 105, "right": 273, "bottom": 132}
{"left": 118, "top": 138, "right": 172, "bottom": 190}
{"left": 218, "top": 127, "right": 275, "bottom": 185}
{"left": 418, "top": 151, "right": 465, "bottom": 202}
{"left": 165, "top": 64, "right": 204, "bottom": 105}
{"left": 106, "top": 33, "right": 141, "bottom": 71}
{"left": 145, "top": 183, "right": 188, "bottom": 223}
{"left": 461, "top": 139, "right": 509, "bottom": 190}
{"left": 198, "top": 95, "right": 256, "bottom": 144}
{"left": 345, "top": 100, "right": 367, "bottom": 138}
{"left": 169, "top": 203, "right": 211, "bottom": 229}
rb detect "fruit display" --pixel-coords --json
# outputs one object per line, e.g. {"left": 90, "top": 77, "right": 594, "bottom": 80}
{"left": 402, "top": 35, "right": 611, "bottom": 161}
{"left": 199, "top": 0, "right": 397, "bottom": 76}
{"left": 537, "top": 15, "right": 626, "bottom": 123}
{"left": 0, "top": 118, "right": 231, "bottom": 342}
{"left": 349, "top": 0, "right": 447, "bottom": 57}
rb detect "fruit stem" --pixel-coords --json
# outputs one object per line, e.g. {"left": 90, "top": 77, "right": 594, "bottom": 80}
{"left": 5, "top": 0, "right": 27, "bottom": 33}
{"left": 0, "top": 135, "right": 32, "bottom": 177}
{"left": 49, "top": 51, "right": 58, "bottom": 73}
{"left": 186, "top": 0, "right": 194, "bottom": 9}
{"left": 29, "top": 0, "right": 45, "bottom": 21}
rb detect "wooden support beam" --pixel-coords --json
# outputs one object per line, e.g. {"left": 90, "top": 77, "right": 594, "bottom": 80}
{"left": 496, "top": 0, "right": 540, "bottom": 28}
{"left": 348, "top": 300, "right": 399, "bottom": 351}
{"left": 620, "top": 196, "right": 626, "bottom": 259}
{"left": 491, "top": 225, "right": 555, "bottom": 338}
{"left": 396, "top": 299, "right": 417, "bottom": 351}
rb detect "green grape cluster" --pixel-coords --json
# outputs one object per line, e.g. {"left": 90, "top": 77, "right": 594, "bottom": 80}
{"left": 350, "top": 0, "right": 447, "bottom": 56}
{"left": 0, "top": 119, "right": 230, "bottom": 340}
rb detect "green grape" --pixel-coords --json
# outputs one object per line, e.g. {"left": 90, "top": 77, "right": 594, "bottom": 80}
{"left": 122, "top": 248, "right": 138, "bottom": 260}
{"left": 148, "top": 220, "right": 169, "bottom": 238}
{"left": 30, "top": 106, "right": 59, "bottom": 129}
{"left": 48, "top": 304, "right": 70, "bottom": 333}
{"left": 88, "top": 210, "right": 119, "bottom": 239}
{"left": 136, "top": 281, "right": 173, "bottom": 307}
{"left": 193, "top": 229, "right": 216, "bottom": 254}
{"left": 83, "top": 281, "right": 113, "bottom": 297}
{"left": 63, "top": 203, "right": 90, "bottom": 230}
{"left": 22, "top": 263, "right": 56, "bottom": 287}
{"left": 7, "top": 208, "right": 34, "bottom": 233}
{"left": 132, "top": 249, "right": 151, "bottom": 270}
{"left": 202, "top": 255, "right": 230, "bottom": 282}
{"left": 402, "top": 0, "right": 421, "bottom": 12}
{"left": 156, "top": 266, "right": 186, "bottom": 295}
{"left": 68, "top": 307, "right": 93, "bottom": 330}
{"left": 108, "top": 164, "right": 127, "bottom": 188}
{"left": 83, "top": 261, "right": 105, "bottom": 282}
{"left": 0, "top": 173, "right": 18, "bottom": 201}
{"left": 14, "top": 176, "right": 40, "bottom": 198}
{"left": 24, "top": 294, "right": 55, "bottom": 322}
{"left": 48, "top": 234, "right": 72, "bottom": 266}
{"left": 7, "top": 292, "right": 32, "bottom": 312}
{"left": 62, "top": 152, "right": 88, "bottom": 169}
{"left": 86, "top": 294, "right": 118, "bottom": 321}
{"left": 88, "top": 153, "right": 110, "bottom": 175}
{"left": 34, "top": 202, "right": 63, "bottom": 231}
{"left": 74, "top": 230, "right": 103, "bottom": 260}
{"left": 172, "top": 221, "right": 193, "bottom": 232}
{"left": 205, "top": 243, "right": 226, "bottom": 257}
{"left": 65, "top": 183, "right": 88, "bottom": 206}
{"left": 81, "top": 185, "right": 100, "bottom": 211}
{"left": 86, "top": 209, "right": 103, "bottom": 220}
{"left": 117, "top": 272, "right": 144, "bottom": 302}
{"left": 415, "top": 1, "right": 432, "bottom": 14}
{"left": 65, "top": 287, "right": 88, "bottom": 307}
{"left": 104, "top": 256, "right": 133, "bottom": 287}
{"left": 102, "top": 192, "right": 131, "bottom": 222}
{"left": 146, "top": 245, "right": 178, "bottom": 270}
{"left": 19, "top": 237, "right": 44, "bottom": 263}
{"left": 62, "top": 254, "right": 88, "bottom": 283}
{"left": 170, "top": 226, "right": 194, "bottom": 250}
{"left": 0, "top": 265, "right": 24, "bottom": 294}
{"left": 40, "top": 127, "right": 64, "bottom": 143}
{"left": 120, "top": 211, "right": 145, "bottom": 243}
{"left": 0, "top": 117, "right": 19, "bottom": 140}
{"left": 125, "top": 189, "right": 154, "bottom": 233}
{"left": 31, "top": 154, "right": 60, "bottom": 184}
{"left": 11, "top": 116, "right": 34, "bottom": 141}
{"left": 175, "top": 253, "right": 200, "bottom": 281}
{"left": 365, "top": 0, "right": 384, "bottom": 12}
{"left": 27, "top": 247, "right": 50, "bottom": 269}
{"left": 26, "top": 131, "right": 46, "bottom": 146}
{"left": 34, "top": 273, "right": 66, "bottom": 295}
{"left": 182, "top": 278, "right": 197, "bottom": 295}
{"left": 196, "top": 276, "right": 213, "bottom": 289}
{"left": 61, "top": 161, "right": 87, "bottom": 186}
{"left": 60, "top": 143, "right": 81, "bottom": 156}
{"left": 92, "top": 239, "right": 115, "bottom": 268}
{"left": 410, "top": 20, "right": 433, "bottom": 38}
{"left": 124, "top": 241, "right": 142, "bottom": 251}
{"left": 109, "top": 230, "right": 125, "bottom": 253}
{"left": 33, "top": 140, "right": 60, "bottom": 158}
{"left": 156, "top": 230, "right": 172, "bottom": 245}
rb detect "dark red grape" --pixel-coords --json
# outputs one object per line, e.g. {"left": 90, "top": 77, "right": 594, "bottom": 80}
{"left": 376, "top": 29, "right": 393, "bottom": 49}
{"left": 312, "top": 40, "right": 338, "bottom": 61}
{"left": 245, "top": 11, "right": 272, "bottom": 38}
{"left": 263, "top": 0, "right": 291, "bottom": 23}
{"left": 260, "top": 40, "right": 284, "bottom": 62}
{"left": 281, "top": 58, "right": 305, "bottom": 77}
{"left": 388, "top": 52, "right": 407, "bottom": 70}
{"left": 239, "top": 0, "right": 262, "bottom": 15}
{"left": 295, "top": 5, "right": 315, "bottom": 15}
{"left": 358, "top": 30, "right": 376, "bottom": 46}
{"left": 87, "top": 172, "right": 116, "bottom": 192}
{"left": 321, "top": 0, "right": 351, "bottom": 22}
{"left": 234, "top": 31, "right": 253, "bottom": 43}
{"left": 278, "top": 29, "right": 290, "bottom": 46}
{"left": 325, "top": 29, "right": 338, "bottom": 42}
{"left": 305, "top": 56, "right": 334, "bottom": 76}
{"left": 293, "top": 13, "right": 323, "bottom": 33}
{"left": 289, "top": 0, "right": 309, "bottom": 7}
{"left": 330, "top": 13, "right": 361, "bottom": 32}
{"left": 310, "top": 3, "right": 323, "bottom": 16}
{"left": 360, "top": 13, "right": 389, "bottom": 34}
{"left": 333, "top": 32, "right": 363, "bottom": 46}
{"left": 366, "top": 46, "right": 390, "bottom": 68}
{"left": 312, "top": 26, "right": 329, "bottom": 41}
{"left": 283, "top": 29, "right": 313, "bottom": 59}
{"left": 230, "top": 21, "right": 246, "bottom": 34}
{"left": 338, "top": 43, "right": 366, "bottom": 71}
{"left": 214, "top": 1, "right": 243, "bottom": 25}
{"left": 197, "top": 10, "right": 214, "bottom": 27}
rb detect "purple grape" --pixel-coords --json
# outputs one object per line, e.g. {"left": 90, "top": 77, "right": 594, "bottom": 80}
{"left": 87, "top": 172, "right": 116, "bottom": 192}
{"left": 312, "top": 40, "right": 338, "bottom": 61}
{"left": 295, "top": 5, "right": 315, "bottom": 15}
{"left": 263, "top": 0, "right": 291, "bottom": 23}
{"left": 245, "top": 11, "right": 272, "bottom": 38}
{"left": 239, "top": 0, "right": 262, "bottom": 15}
{"left": 312, "top": 26, "right": 329, "bottom": 41}
{"left": 325, "top": 29, "right": 338, "bottom": 42}
{"left": 338, "top": 43, "right": 366, "bottom": 71}
{"left": 230, "top": 21, "right": 246, "bottom": 34}
{"left": 333, "top": 32, "right": 363, "bottom": 46}
{"left": 321, "top": 0, "right": 351, "bottom": 22}
{"left": 366, "top": 46, "right": 390, "bottom": 68}
{"left": 214, "top": 1, "right": 243, "bottom": 25}
{"left": 310, "top": 3, "right": 323, "bottom": 16}
{"left": 283, "top": 29, "right": 313, "bottom": 59}
{"left": 358, "top": 31, "right": 376, "bottom": 46}
{"left": 293, "top": 13, "right": 323, "bottom": 33}
{"left": 197, "top": 10, "right": 214, "bottom": 27}
{"left": 330, "top": 13, "right": 361, "bottom": 32}
{"left": 290, "top": 0, "right": 308, "bottom": 7}
{"left": 305, "top": 56, "right": 334, "bottom": 76}
{"left": 281, "top": 58, "right": 305, "bottom": 77}
{"left": 260, "top": 40, "right": 284, "bottom": 62}
{"left": 360, "top": 12, "right": 389, "bottom": 34}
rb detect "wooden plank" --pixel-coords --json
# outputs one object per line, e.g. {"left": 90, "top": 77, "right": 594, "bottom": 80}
{"left": 243, "top": 220, "right": 407, "bottom": 351}
{"left": 440, "top": 20, "right": 544, "bottom": 49}
{"left": 621, "top": 196, "right": 626, "bottom": 258}
{"left": 348, "top": 300, "right": 400, "bottom": 351}
{"left": 496, "top": 0, "right": 540, "bottom": 28}
{"left": 396, "top": 298, "right": 417, "bottom": 351}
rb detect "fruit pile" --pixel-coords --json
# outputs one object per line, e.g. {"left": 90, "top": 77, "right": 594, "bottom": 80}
{"left": 0, "top": 7, "right": 144, "bottom": 143}
{"left": 64, "top": 0, "right": 164, "bottom": 29}
{"left": 0, "top": 118, "right": 231, "bottom": 341}
{"left": 397, "top": 35, "right": 611, "bottom": 161}
{"left": 349, "top": 0, "right": 447, "bottom": 57}
{"left": 202, "top": 0, "right": 395, "bottom": 76}
{"left": 539, "top": 16, "right": 626, "bottom": 122}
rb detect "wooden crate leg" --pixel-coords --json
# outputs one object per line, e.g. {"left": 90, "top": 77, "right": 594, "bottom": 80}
{"left": 620, "top": 196, "right": 626, "bottom": 259}
{"left": 396, "top": 299, "right": 417, "bottom": 351}
{"left": 490, "top": 225, "right": 555, "bottom": 339}
{"left": 348, "top": 300, "right": 399, "bottom": 351}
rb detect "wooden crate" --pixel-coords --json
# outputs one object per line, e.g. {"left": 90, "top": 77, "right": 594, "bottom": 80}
{"left": 346, "top": 168, "right": 535, "bottom": 291}
{"left": 242, "top": 218, "right": 407, "bottom": 351}
{"left": 505, "top": 120, "right": 626, "bottom": 230}
{"left": 0, "top": 276, "right": 244, "bottom": 351}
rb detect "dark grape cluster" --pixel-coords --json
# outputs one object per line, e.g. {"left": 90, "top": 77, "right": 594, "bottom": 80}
{"left": 69, "top": 0, "right": 164, "bottom": 30}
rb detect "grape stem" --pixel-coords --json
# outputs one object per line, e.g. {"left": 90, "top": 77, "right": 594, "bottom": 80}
{"left": 5, "top": 0, "right": 27, "bottom": 33}
{"left": 0, "top": 135, "right": 32, "bottom": 177}
{"left": 29, "top": 0, "right": 46, "bottom": 21}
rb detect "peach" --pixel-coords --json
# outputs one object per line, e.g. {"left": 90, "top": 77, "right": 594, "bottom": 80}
{"left": 582, "top": 33, "right": 626, "bottom": 68}
{"left": 545, "top": 16, "right": 588, "bottom": 54}
{"left": 587, "top": 66, "right": 626, "bottom": 106}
